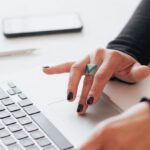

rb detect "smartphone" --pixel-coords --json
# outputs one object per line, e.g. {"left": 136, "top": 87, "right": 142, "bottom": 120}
{"left": 2, "top": 13, "right": 83, "bottom": 38}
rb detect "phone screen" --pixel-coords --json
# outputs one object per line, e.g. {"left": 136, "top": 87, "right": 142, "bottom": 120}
{"left": 2, "top": 13, "right": 83, "bottom": 37}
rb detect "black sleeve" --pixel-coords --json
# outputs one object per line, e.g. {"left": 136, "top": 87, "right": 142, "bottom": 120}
{"left": 107, "top": 0, "right": 150, "bottom": 65}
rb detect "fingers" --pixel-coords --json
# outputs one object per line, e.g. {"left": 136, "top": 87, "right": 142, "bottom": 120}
{"left": 43, "top": 62, "right": 75, "bottom": 74}
{"left": 77, "top": 75, "right": 93, "bottom": 115}
{"left": 87, "top": 59, "right": 114, "bottom": 105}
{"left": 67, "top": 56, "right": 90, "bottom": 101}
{"left": 77, "top": 49, "right": 104, "bottom": 114}
{"left": 129, "top": 63, "right": 150, "bottom": 82}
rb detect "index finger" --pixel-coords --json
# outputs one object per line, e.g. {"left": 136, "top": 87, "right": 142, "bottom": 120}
{"left": 43, "top": 61, "right": 75, "bottom": 74}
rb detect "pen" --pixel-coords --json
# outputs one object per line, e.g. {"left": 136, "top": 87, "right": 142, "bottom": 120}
{"left": 0, "top": 48, "right": 38, "bottom": 57}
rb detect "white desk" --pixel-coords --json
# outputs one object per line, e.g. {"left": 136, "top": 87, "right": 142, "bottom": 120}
{"left": 0, "top": 0, "right": 149, "bottom": 148}
{"left": 0, "top": 0, "right": 142, "bottom": 74}
{"left": 0, "top": 0, "right": 149, "bottom": 109}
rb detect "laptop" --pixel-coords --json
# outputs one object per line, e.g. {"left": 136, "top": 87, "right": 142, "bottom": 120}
{"left": 0, "top": 68, "right": 122, "bottom": 150}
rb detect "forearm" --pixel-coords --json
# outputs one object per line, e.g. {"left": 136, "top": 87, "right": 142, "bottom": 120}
{"left": 107, "top": 0, "right": 150, "bottom": 65}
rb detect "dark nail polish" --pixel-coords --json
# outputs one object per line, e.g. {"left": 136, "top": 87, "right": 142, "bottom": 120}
{"left": 87, "top": 96, "right": 94, "bottom": 105}
{"left": 67, "top": 92, "right": 73, "bottom": 101}
{"left": 77, "top": 104, "right": 83, "bottom": 113}
{"left": 43, "top": 66, "right": 50, "bottom": 69}
{"left": 140, "top": 97, "right": 150, "bottom": 102}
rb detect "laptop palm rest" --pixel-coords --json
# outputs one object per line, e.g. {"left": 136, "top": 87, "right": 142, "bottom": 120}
{"left": 42, "top": 93, "right": 122, "bottom": 148}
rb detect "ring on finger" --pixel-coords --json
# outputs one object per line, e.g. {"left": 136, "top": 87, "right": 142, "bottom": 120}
{"left": 85, "top": 64, "right": 98, "bottom": 76}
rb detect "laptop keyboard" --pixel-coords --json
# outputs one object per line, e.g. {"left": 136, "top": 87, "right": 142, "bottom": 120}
{"left": 0, "top": 82, "right": 73, "bottom": 150}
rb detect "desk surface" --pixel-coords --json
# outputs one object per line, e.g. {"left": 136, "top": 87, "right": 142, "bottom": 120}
{"left": 0, "top": 0, "right": 141, "bottom": 73}
{"left": 0, "top": 0, "right": 149, "bottom": 110}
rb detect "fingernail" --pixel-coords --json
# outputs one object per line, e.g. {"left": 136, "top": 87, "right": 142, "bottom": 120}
{"left": 140, "top": 97, "right": 150, "bottom": 102}
{"left": 77, "top": 104, "right": 83, "bottom": 113}
{"left": 67, "top": 91, "right": 73, "bottom": 101}
{"left": 43, "top": 66, "right": 50, "bottom": 69}
{"left": 87, "top": 96, "right": 94, "bottom": 105}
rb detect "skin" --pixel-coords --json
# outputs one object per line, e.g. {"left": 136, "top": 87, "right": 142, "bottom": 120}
{"left": 79, "top": 102, "right": 150, "bottom": 150}
{"left": 43, "top": 48, "right": 150, "bottom": 115}
{"left": 43, "top": 48, "right": 150, "bottom": 149}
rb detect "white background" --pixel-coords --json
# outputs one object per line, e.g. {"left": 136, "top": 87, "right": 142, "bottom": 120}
{"left": 0, "top": 0, "right": 149, "bottom": 108}
{"left": 0, "top": 0, "right": 142, "bottom": 74}
{"left": 0, "top": 0, "right": 150, "bottom": 148}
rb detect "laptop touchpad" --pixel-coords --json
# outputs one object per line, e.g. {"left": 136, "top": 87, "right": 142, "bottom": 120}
{"left": 41, "top": 93, "right": 122, "bottom": 147}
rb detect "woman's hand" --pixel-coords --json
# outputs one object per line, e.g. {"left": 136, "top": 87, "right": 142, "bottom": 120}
{"left": 79, "top": 102, "right": 150, "bottom": 150}
{"left": 43, "top": 48, "right": 150, "bottom": 114}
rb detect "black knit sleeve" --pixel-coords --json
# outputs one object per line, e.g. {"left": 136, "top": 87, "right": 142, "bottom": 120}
{"left": 107, "top": 0, "right": 150, "bottom": 65}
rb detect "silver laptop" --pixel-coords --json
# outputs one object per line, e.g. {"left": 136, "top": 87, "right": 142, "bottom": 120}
{"left": 0, "top": 68, "right": 122, "bottom": 150}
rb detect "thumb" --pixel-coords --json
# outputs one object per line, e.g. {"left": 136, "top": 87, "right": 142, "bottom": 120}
{"left": 79, "top": 133, "right": 103, "bottom": 150}
{"left": 130, "top": 63, "right": 150, "bottom": 82}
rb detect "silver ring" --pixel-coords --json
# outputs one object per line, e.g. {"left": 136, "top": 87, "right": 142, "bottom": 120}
{"left": 85, "top": 64, "right": 98, "bottom": 75}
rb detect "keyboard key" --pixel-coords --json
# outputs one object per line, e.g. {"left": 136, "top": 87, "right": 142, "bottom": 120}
{"left": 7, "top": 89, "right": 16, "bottom": 95}
{"left": 37, "top": 137, "right": 51, "bottom": 147}
{"left": 26, "top": 145, "right": 39, "bottom": 150}
{"left": 18, "top": 99, "right": 33, "bottom": 107}
{"left": 24, "top": 123, "right": 38, "bottom": 132}
{"left": 31, "top": 113, "right": 73, "bottom": 150}
{"left": 7, "top": 104, "right": 20, "bottom": 112}
{"left": 8, "top": 123, "right": 22, "bottom": 132}
{"left": 18, "top": 93, "right": 27, "bottom": 100}
{"left": 30, "top": 130, "right": 44, "bottom": 139}
{"left": 0, "top": 129, "right": 10, "bottom": 138}
{"left": 1, "top": 136, "right": 16, "bottom": 145}
{"left": 18, "top": 116, "right": 32, "bottom": 125}
{"left": 0, "top": 83, "right": 73, "bottom": 150}
{"left": 2, "top": 117, "right": 16, "bottom": 125}
{"left": 12, "top": 88, "right": 22, "bottom": 94}
{"left": 8, "top": 143, "right": 22, "bottom": 150}
{"left": 0, "top": 104, "right": 5, "bottom": 111}
{"left": 0, "top": 111, "right": 10, "bottom": 119}
{"left": 12, "top": 110, "right": 26, "bottom": 119}
{"left": 1, "top": 98, "right": 15, "bottom": 106}
{"left": 14, "top": 130, "right": 28, "bottom": 140}
{"left": 20, "top": 137, "right": 34, "bottom": 147}
{"left": 8, "top": 82, "right": 16, "bottom": 88}
{"left": 0, "top": 122, "right": 5, "bottom": 129}
{"left": 0, "top": 88, "right": 9, "bottom": 100}
{"left": 23, "top": 105, "right": 40, "bottom": 115}
{"left": 43, "top": 145, "right": 57, "bottom": 150}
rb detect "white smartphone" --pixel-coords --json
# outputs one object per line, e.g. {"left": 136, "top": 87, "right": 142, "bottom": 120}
{"left": 2, "top": 13, "right": 83, "bottom": 38}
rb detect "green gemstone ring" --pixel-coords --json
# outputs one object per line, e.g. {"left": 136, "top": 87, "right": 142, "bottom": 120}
{"left": 85, "top": 64, "right": 98, "bottom": 75}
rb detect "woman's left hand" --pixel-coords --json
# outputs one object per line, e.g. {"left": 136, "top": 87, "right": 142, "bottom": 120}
{"left": 80, "top": 102, "right": 150, "bottom": 150}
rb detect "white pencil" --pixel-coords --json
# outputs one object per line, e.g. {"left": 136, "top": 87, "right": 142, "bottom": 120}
{"left": 0, "top": 48, "right": 38, "bottom": 57}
